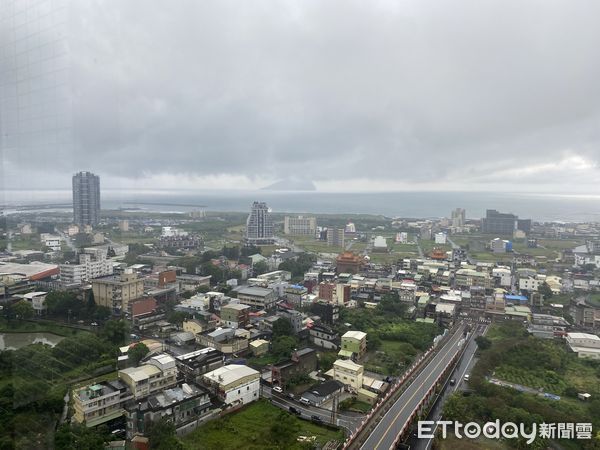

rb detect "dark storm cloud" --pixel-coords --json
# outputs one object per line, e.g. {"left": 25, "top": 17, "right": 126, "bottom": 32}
{"left": 2, "top": 0, "right": 600, "bottom": 191}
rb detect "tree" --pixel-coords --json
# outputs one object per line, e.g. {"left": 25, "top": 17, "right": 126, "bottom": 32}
{"left": 167, "top": 311, "right": 189, "bottom": 327}
{"left": 148, "top": 419, "right": 184, "bottom": 450}
{"left": 475, "top": 336, "right": 492, "bottom": 350}
{"left": 272, "top": 336, "right": 297, "bottom": 359}
{"left": 270, "top": 412, "right": 300, "bottom": 446}
{"left": 12, "top": 300, "right": 34, "bottom": 320}
{"left": 253, "top": 261, "right": 269, "bottom": 276}
{"left": 128, "top": 343, "right": 150, "bottom": 365}
{"left": 272, "top": 318, "right": 293, "bottom": 338}
{"left": 318, "top": 352, "right": 338, "bottom": 372}
{"left": 538, "top": 282, "right": 553, "bottom": 299}
{"left": 101, "top": 320, "right": 129, "bottom": 345}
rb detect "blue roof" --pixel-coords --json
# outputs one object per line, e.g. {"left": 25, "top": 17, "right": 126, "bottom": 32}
{"left": 505, "top": 295, "right": 528, "bottom": 301}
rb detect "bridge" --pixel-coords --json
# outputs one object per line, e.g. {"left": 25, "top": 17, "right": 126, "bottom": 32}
{"left": 344, "top": 323, "right": 468, "bottom": 450}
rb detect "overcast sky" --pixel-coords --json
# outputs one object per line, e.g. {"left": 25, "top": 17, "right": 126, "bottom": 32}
{"left": 1, "top": 0, "right": 600, "bottom": 193}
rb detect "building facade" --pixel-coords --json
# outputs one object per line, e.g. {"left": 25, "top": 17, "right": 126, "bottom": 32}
{"left": 284, "top": 216, "right": 317, "bottom": 235}
{"left": 244, "top": 202, "right": 275, "bottom": 245}
{"left": 92, "top": 270, "right": 145, "bottom": 314}
{"left": 72, "top": 171, "right": 101, "bottom": 227}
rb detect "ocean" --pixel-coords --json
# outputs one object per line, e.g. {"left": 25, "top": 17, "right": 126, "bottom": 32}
{"left": 1, "top": 189, "right": 600, "bottom": 223}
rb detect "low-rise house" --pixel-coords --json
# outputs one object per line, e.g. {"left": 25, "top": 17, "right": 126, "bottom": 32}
{"left": 309, "top": 324, "right": 339, "bottom": 350}
{"left": 566, "top": 332, "right": 600, "bottom": 360}
{"left": 272, "top": 348, "right": 318, "bottom": 387}
{"left": 202, "top": 364, "right": 260, "bottom": 407}
{"left": 197, "top": 327, "right": 249, "bottom": 355}
{"left": 300, "top": 380, "right": 345, "bottom": 407}
{"left": 339, "top": 331, "right": 367, "bottom": 361}
{"left": 175, "top": 348, "right": 225, "bottom": 384}
{"left": 249, "top": 339, "right": 269, "bottom": 356}
{"left": 125, "top": 383, "right": 211, "bottom": 438}
{"left": 220, "top": 303, "right": 251, "bottom": 329}
{"left": 332, "top": 359, "right": 364, "bottom": 391}
{"left": 72, "top": 380, "right": 132, "bottom": 427}
{"left": 119, "top": 354, "right": 178, "bottom": 400}
{"left": 237, "top": 286, "right": 276, "bottom": 311}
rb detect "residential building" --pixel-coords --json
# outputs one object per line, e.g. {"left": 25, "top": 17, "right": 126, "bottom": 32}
{"left": 527, "top": 314, "right": 569, "bottom": 339}
{"left": 125, "top": 383, "right": 211, "bottom": 438}
{"left": 519, "top": 277, "right": 540, "bottom": 292}
{"left": 300, "top": 380, "right": 345, "bottom": 407}
{"left": 220, "top": 304, "right": 251, "bottom": 329}
{"left": 310, "top": 301, "right": 339, "bottom": 324}
{"left": 60, "top": 252, "right": 113, "bottom": 285}
{"left": 23, "top": 291, "right": 47, "bottom": 315}
{"left": 72, "top": 171, "right": 101, "bottom": 227}
{"left": 202, "top": 364, "right": 260, "bottom": 406}
{"left": 490, "top": 238, "right": 511, "bottom": 253}
{"left": 309, "top": 324, "right": 339, "bottom": 350}
{"left": 434, "top": 233, "right": 447, "bottom": 245}
{"left": 481, "top": 209, "right": 530, "bottom": 235}
{"left": 327, "top": 228, "right": 345, "bottom": 248}
{"left": 339, "top": 331, "right": 367, "bottom": 361}
{"left": 284, "top": 216, "right": 317, "bottom": 235}
{"left": 566, "top": 332, "right": 600, "bottom": 360}
{"left": 92, "top": 269, "right": 144, "bottom": 314}
{"left": 271, "top": 348, "right": 318, "bottom": 387}
{"left": 244, "top": 202, "right": 274, "bottom": 245}
{"left": 451, "top": 208, "right": 466, "bottom": 228}
{"left": 197, "top": 328, "right": 249, "bottom": 355}
{"left": 249, "top": 339, "right": 269, "bottom": 356}
{"left": 237, "top": 286, "right": 276, "bottom": 310}
{"left": 455, "top": 269, "right": 492, "bottom": 289}
{"left": 175, "top": 348, "right": 225, "bottom": 384}
{"left": 118, "top": 354, "right": 178, "bottom": 399}
{"left": 72, "top": 380, "right": 132, "bottom": 427}
{"left": 332, "top": 359, "right": 364, "bottom": 390}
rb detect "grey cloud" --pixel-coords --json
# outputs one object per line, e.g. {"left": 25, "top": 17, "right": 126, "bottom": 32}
{"left": 2, "top": 0, "right": 600, "bottom": 191}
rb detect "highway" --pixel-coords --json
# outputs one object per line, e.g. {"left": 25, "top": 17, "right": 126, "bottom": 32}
{"left": 359, "top": 325, "right": 466, "bottom": 450}
{"left": 412, "top": 322, "right": 488, "bottom": 450}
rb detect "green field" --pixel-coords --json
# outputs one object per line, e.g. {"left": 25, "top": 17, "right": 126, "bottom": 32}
{"left": 182, "top": 400, "right": 344, "bottom": 450}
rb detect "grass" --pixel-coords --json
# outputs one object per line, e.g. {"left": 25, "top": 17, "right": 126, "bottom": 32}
{"left": 247, "top": 354, "right": 280, "bottom": 367}
{"left": 182, "top": 399, "right": 344, "bottom": 450}
{"left": 0, "top": 319, "right": 92, "bottom": 338}
{"left": 437, "top": 432, "right": 509, "bottom": 450}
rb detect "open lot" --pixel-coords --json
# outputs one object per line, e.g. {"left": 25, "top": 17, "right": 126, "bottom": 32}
{"left": 182, "top": 399, "right": 344, "bottom": 450}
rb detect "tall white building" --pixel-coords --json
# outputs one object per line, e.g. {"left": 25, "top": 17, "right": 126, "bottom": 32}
{"left": 60, "top": 252, "right": 113, "bottom": 285}
{"left": 284, "top": 216, "right": 316, "bottom": 235}
{"left": 451, "top": 208, "right": 466, "bottom": 228}
{"left": 244, "top": 202, "right": 274, "bottom": 245}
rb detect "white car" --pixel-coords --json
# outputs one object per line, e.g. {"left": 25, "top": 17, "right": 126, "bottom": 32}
{"left": 464, "top": 374, "right": 470, "bottom": 382}
{"left": 273, "top": 386, "right": 283, "bottom": 393}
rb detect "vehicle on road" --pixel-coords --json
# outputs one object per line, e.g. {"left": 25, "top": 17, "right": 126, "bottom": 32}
{"left": 273, "top": 386, "right": 283, "bottom": 393}
{"left": 464, "top": 374, "right": 470, "bottom": 382}
{"left": 300, "top": 397, "right": 311, "bottom": 406}
{"left": 311, "top": 415, "right": 322, "bottom": 423}
{"left": 287, "top": 393, "right": 295, "bottom": 399}
{"left": 289, "top": 406, "right": 301, "bottom": 415}
{"left": 449, "top": 378, "right": 456, "bottom": 386}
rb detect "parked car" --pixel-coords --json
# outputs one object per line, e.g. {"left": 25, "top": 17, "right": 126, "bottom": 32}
{"left": 273, "top": 386, "right": 283, "bottom": 394}
{"left": 300, "top": 397, "right": 311, "bottom": 406}
{"left": 449, "top": 379, "right": 456, "bottom": 386}
{"left": 287, "top": 393, "right": 295, "bottom": 400}
{"left": 464, "top": 374, "right": 470, "bottom": 382}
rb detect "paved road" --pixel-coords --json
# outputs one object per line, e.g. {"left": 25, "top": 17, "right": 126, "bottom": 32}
{"left": 262, "top": 386, "right": 365, "bottom": 432}
{"left": 360, "top": 325, "right": 466, "bottom": 450}
{"left": 411, "top": 323, "right": 488, "bottom": 450}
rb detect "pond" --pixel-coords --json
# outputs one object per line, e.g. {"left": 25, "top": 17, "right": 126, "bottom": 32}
{"left": 0, "top": 332, "right": 64, "bottom": 351}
